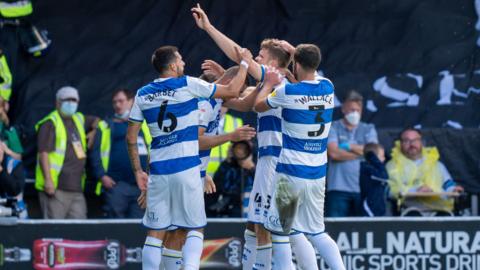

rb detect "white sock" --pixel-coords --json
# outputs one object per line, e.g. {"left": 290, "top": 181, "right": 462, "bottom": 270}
{"left": 308, "top": 233, "right": 345, "bottom": 270}
{"left": 253, "top": 244, "right": 272, "bottom": 270}
{"left": 182, "top": 231, "right": 204, "bottom": 270}
{"left": 290, "top": 233, "right": 318, "bottom": 270}
{"left": 162, "top": 248, "right": 182, "bottom": 270}
{"left": 143, "top": 236, "right": 163, "bottom": 270}
{"left": 242, "top": 229, "right": 257, "bottom": 270}
{"left": 271, "top": 235, "right": 292, "bottom": 270}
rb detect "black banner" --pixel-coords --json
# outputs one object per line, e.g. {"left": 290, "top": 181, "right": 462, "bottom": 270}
{"left": 0, "top": 218, "right": 479, "bottom": 269}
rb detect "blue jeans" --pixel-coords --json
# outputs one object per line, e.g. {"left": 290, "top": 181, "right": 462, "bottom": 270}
{"left": 326, "top": 191, "right": 363, "bottom": 217}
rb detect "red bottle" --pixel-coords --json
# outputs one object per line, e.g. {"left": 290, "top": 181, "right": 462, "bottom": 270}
{"left": 33, "top": 238, "right": 141, "bottom": 270}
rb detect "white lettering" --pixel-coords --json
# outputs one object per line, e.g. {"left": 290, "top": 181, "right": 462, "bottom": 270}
{"left": 387, "top": 232, "right": 404, "bottom": 254}
{"left": 418, "top": 231, "right": 436, "bottom": 253}
{"left": 405, "top": 232, "right": 423, "bottom": 254}
{"left": 366, "top": 232, "right": 382, "bottom": 254}
{"left": 453, "top": 231, "right": 470, "bottom": 254}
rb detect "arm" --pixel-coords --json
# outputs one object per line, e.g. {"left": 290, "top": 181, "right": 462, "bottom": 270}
{"left": 191, "top": 4, "right": 263, "bottom": 81}
{"left": 199, "top": 126, "right": 256, "bottom": 150}
{"left": 223, "top": 86, "right": 259, "bottom": 112}
{"left": 327, "top": 142, "right": 360, "bottom": 161}
{"left": 127, "top": 122, "right": 148, "bottom": 191}
{"left": 253, "top": 68, "right": 283, "bottom": 112}
{"left": 213, "top": 47, "right": 252, "bottom": 99}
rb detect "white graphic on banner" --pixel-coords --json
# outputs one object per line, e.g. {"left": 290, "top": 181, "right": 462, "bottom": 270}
{"left": 372, "top": 74, "right": 421, "bottom": 108}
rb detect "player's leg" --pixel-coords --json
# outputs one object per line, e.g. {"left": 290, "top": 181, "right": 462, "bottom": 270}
{"left": 162, "top": 230, "right": 185, "bottom": 270}
{"left": 262, "top": 174, "right": 300, "bottom": 270}
{"left": 143, "top": 230, "right": 166, "bottom": 270}
{"left": 300, "top": 181, "right": 344, "bottom": 270}
{"left": 242, "top": 222, "right": 257, "bottom": 270}
{"left": 290, "top": 233, "right": 318, "bottom": 270}
{"left": 142, "top": 174, "right": 172, "bottom": 270}
{"left": 172, "top": 167, "right": 207, "bottom": 270}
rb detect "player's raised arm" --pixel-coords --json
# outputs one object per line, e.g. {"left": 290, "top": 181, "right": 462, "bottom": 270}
{"left": 191, "top": 3, "right": 263, "bottom": 81}
{"left": 214, "top": 47, "right": 252, "bottom": 99}
{"left": 253, "top": 67, "right": 283, "bottom": 112}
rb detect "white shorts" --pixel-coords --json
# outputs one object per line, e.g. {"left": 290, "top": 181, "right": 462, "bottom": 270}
{"left": 143, "top": 166, "right": 206, "bottom": 230}
{"left": 264, "top": 173, "right": 326, "bottom": 235}
{"left": 247, "top": 156, "right": 277, "bottom": 224}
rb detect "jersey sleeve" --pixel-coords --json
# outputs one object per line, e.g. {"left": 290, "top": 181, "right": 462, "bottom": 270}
{"left": 198, "top": 99, "right": 214, "bottom": 129}
{"left": 129, "top": 96, "right": 144, "bottom": 122}
{"left": 186, "top": 76, "right": 217, "bottom": 99}
{"left": 266, "top": 84, "right": 286, "bottom": 109}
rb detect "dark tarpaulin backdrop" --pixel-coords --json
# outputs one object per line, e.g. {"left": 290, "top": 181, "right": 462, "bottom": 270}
{"left": 1, "top": 0, "right": 479, "bottom": 190}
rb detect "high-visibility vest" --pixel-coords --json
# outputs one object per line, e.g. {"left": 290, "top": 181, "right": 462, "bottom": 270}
{"left": 386, "top": 141, "right": 453, "bottom": 211}
{"left": 206, "top": 113, "right": 243, "bottom": 175}
{"left": 95, "top": 120, "right": 151, "bottom": 195}
{"left": 0, "top": 54, "right": 12, "bottom": 101}
{"left": 0, "top": 0, "right": 32, "bottom": 18}
{"left": 34, "top": 110, "right": 87, "bottom": 191}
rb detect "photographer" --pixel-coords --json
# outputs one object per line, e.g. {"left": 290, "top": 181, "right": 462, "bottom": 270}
{"left": 208, "top": 140, "right": 255, "bottom": 217}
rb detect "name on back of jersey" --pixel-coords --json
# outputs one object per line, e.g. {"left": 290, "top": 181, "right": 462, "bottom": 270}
{"left": 294, "top": 94, "right": 333, "bottom": 105}
{"left": 143, "top": 89, "right": 177, "bottom": 102}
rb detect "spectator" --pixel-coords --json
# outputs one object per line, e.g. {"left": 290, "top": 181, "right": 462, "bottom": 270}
{"left": 326, "top": 90, "right": 379, "bottom": 217}
{"left": 90, "top": 89, "right": 150, "bottom": 218}
{"left": 208, "top": 140, "right": 255, "bottom": 217}
{"left": 35, "top": 86, "right": 98, "bottom": 219}
{"left": 0, "top": 141, "right": 25, "bottom": 198}
{"left": 359, "top": 143, "right": 388, "bottom": 216}
{"left": 386, "top": 128, "right": 464, "bottom": 216}
{"left": 0, "top": 96, "right": 27, "bottom": 217}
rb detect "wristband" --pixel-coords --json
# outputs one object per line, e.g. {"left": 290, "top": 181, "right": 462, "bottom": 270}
{"left": 240, "top": 60, "right": 249, "bottom": 69}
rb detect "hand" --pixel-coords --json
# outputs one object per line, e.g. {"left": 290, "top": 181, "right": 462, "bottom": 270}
{"left": 239, "top": 155, "right": 255, "bottom": 170}
{"left": 278, "top": 40, "right": 295, "bottom": 56}
{"left": 191, "top": 3, "right": 211, "bottom": 30}
{"left": 263, "top": 66, "right": 283, "bottom": 86}
{"left": 453, "top": 185, "right": 464, "bottom": 193}
{"left": 0, "top": 141, "right": 12, "bottom": 156}
{"left": 338, "top": 142, "right": 351, "bottom": 151}
{"left": 135, "top": 170, "right": 149, "bottom": 191}
{"left": 204, "top": 174, "right": 216, "bottom": 194}
{"left": 201, "top": 60, "right": 225, "bottom": 80}
{"left": 417, "top": 185, "right": 433, "bottom": 193}
{"left": 137, "top": 190, "right": 147, "bottom": 209}
{"left": 44, "top": 179, "right": 56, "bottom": 196}
{"left": 235, "top": 46, "right": 253, "bottom": 65}
{"left": 101, "top": 175, "right": 116, "bottom": 189}
{"left": 230, "top": 125, "right": 256, "bottom": 142}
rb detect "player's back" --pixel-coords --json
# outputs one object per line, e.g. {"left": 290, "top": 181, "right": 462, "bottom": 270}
{"left": 130, "top": 76, "right": 217, "bottom": 176}
{"left": 275, "top": 77, "right": 335, "bottom": 180}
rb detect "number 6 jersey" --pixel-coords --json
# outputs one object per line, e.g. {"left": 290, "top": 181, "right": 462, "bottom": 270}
{"left": 129, "top": 76, "right": 217, "bottom": 176}
{"left": 266, "top": 77, "right": 334, "bottom": 181}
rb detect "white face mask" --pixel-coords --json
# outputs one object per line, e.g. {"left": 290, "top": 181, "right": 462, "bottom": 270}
{"left": 345, "top": 111, "right": 361, "bottom": 126}
{"left": 114, "top": 109, "right": 130, "bottom": 119}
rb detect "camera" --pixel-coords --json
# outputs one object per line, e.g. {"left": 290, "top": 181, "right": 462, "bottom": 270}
{"left": 0, "top": 198, "right": 19, "bottom": 217}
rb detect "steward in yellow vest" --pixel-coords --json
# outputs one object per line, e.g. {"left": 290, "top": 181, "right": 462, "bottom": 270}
{"left": 386, "top": 128, "right": 463, "bottom": 214}
{"left": 90, "top": 89, "right": 150, "bottom": 218}
{"left": 35, "top": 86, "right": 98, "bottom": 219}
{"left": 0, "top": 50, "right": 12, "bottom": 102}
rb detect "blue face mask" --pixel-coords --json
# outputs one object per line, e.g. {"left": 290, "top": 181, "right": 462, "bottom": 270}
{"left": 60, "top": 101, "right": 78, "bottom": 116}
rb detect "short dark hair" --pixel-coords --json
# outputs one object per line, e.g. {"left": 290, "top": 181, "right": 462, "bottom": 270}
{"left": 260, "top": 39, "right": 291, "bottom": 68}
{"left": 399, "top": 127, "right": 422, "bottom": 140}
{"left": 344, "top": 90, "right": 364, "bottom": 105}
{"left": 152, "top": 46, "right": 178, "bottom": 74}
{"left": 294, "top": 44, "right": 321, "bottom": 71}
{"left": 363, "top": 143, "right": 384, "bottom": 158}
{"left": 112, "top": 88, "right": 134, "bottom": 100}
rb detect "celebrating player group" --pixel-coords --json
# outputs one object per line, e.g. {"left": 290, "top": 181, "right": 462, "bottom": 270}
{"left": 126, "top": 4, "right": 345, "bottom": 270}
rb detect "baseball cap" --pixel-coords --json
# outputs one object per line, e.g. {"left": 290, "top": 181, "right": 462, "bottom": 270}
{"left": 56, "top": 86, "right": 79, "bottom": 101}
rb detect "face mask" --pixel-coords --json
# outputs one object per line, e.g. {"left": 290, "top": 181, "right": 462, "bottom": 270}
{"left": 60, "top": 101, "right": 78, "bottom": 116}
{"left": 345, "top": 111, "right": 361, "bottom": 126}
{"left": 114, "top": 109, "right": 130, "bottom": 119}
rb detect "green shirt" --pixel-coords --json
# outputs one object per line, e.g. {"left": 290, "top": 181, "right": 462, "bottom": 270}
{"left": 0, "top": 122, "right": 23, "bottom": 154}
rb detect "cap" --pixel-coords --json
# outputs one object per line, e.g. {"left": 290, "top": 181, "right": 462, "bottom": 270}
{"left": 56, "top": 86, "right": 79, "bottom": 101}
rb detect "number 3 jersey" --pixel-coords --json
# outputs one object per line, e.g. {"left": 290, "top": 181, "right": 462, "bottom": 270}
{"left": 266, "top": 77, "right": 334, "bottom": 181}
{"left": 129, "top": 76, "right": 217, "bottom": 176}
